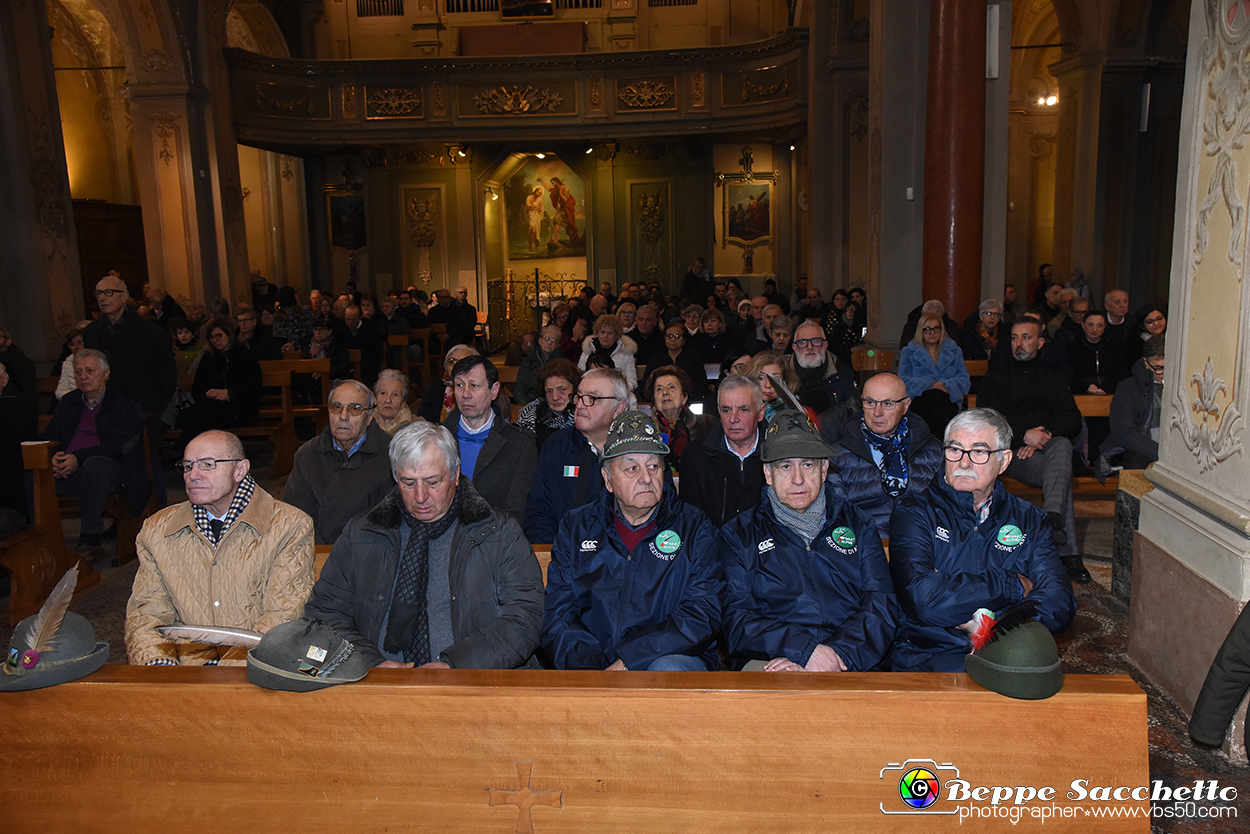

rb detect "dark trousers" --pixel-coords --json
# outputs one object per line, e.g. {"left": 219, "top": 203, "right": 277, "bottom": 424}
{"left": 55, "top": 455, "right": 124, "bottom": 535}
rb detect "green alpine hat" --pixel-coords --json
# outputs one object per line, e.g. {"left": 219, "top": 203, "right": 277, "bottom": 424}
{"left": 965, "top": 621, "right": 1064, "bottom": 700}
{"left": 0, "top": 612, "right": 108, "bottom": 692}
{"left": 600, "top": 410, "right": 669, "bottom": 460}
{"left": 761, "top": 410, "right": 834, "bottom": 463}
{"left": 247, "top": 618, "right": 370, "bottom": 692}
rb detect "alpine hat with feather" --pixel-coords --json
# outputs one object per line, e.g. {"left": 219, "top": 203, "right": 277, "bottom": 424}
{"left": 1, "top": 567, "right": 108, "bottom": 692}
{"left": 964, "top": 600, "right": 1064, "bottom": 700}
{"left": 247, "top": 618, "right": 370, "bottom": 692}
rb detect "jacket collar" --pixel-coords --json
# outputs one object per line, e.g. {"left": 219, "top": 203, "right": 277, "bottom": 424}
{"left": 364, "top": 476, "right": 493, "bottom": 531}
{"left": 931, "top": 471, "right": 1008, "bottom": 521}
{"left": 166, "top": 484, "right": 275, "bottom": 538}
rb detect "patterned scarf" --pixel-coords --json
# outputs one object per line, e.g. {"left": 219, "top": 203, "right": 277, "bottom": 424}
{"left": 192, "top": 475, "right": 256, "bottom": 546}
{"left": 383, "top": 486, "right": 463, "bottom": 664}
{"left": 861, "top": 414, "right": 911, "bottom": 498}
{"left": 768, "top": 485, "right": 826, "bottom": 547}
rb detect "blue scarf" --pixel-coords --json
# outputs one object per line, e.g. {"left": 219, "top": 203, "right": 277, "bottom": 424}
{"left": 861, "top": 415, "right": 911, "bottom": 498}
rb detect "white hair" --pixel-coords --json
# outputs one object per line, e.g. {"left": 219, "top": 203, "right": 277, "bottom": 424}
{"left": 389, "top": 421, "right": 459, "bottom": 479}
{"left": 944, "top": 408, "right": 1013, "bottom": 456}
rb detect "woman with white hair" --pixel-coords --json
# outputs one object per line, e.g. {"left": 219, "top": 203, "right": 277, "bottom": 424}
{"left": 372, "top": 369, "right": 416, "bottom": 434}
{"left": 577, "top": 313, "right": 637, "bottom": 391}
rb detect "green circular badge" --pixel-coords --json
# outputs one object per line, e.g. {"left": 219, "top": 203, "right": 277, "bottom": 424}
{"left": 831, "top": 526, "right": 857, "bottom": 548}
{"left": 656, "top": 530, "right": 682, "bottom": 554}
{"left": 997, "top": 525, "right": 1025, "bottom": 547}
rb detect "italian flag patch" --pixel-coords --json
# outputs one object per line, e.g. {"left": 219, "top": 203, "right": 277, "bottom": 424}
{"left": 563, "top": 465, "right": 579, "bottom": 477}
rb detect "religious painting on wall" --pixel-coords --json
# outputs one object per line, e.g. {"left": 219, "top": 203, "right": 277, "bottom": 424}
{"left": 328, "top": 193, "right": 367, "bottom": 251}
{"left": 503, "top": 157, "right": 587, "bottom": 260}
{"left": 722, "top": 181, "right": 771, "bottom": 246}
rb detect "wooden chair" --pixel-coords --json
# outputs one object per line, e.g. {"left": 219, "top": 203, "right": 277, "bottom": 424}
{"left": 474, "top": 310, "right": 489, "bottom": 353}
{"left": 1, "top": 442, "right": 100, "bottom": 625}
{"left": 427, "top": 323, "right": 448, "bottom": 376}
{"left": 348, "top": 349, "right": 363, "bottom": 381}
{"left": 387, "top": 334, "right": 410, "bottom": 381}
{"left": 964, "top": 359, "right": 988, "bottom": 378}
{"left": 850, "top": 346, "right": 894, "bottom": 384}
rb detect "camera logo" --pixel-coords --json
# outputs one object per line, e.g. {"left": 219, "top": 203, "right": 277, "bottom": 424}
{"left": 899, "top": 767, "right": 941, "bottom": 808}
{"left": 880, "top": 760, "right": 961, "bottom": 815}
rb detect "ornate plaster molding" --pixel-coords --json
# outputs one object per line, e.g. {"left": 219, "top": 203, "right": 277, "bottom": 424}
{"left": 1193, "top": 0, "right": 1250, "bottom": 269}
{"left": 617, "top": 79, "right": 674, "bottom": 109}
{"left": 366, "top": 88, "right": 422, "bottom": 117}
{"left": 150, "top": 110, "right": 179, "bottom": 165}
{"left": 1170, "top": 356, "right": 1245, "bottom": 472}
{"left": 472, "top": 85, "right": 563, "bottom": 115}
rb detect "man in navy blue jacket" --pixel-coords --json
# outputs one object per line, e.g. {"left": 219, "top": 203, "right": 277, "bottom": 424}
{"left": 828, "top": 372, "right": 942, "bottom": 539}
{"left": 541, "top": 410, "right": 724, "bottom": 671}
{"left": 888, "top": 408, "right": 1076, "bottom": 672}
{"left": 721, "top": 410, "right": 897, "bottom": 672}
{"left": 524, "top": 368, "right": 628, "bottom": 544}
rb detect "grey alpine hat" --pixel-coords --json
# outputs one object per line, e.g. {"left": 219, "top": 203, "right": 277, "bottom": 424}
{"left": 1, "top": 612, "right": 108, "bottom": 692}
{"left": 600, "top": 410, "right": 670, "bottom": 461}
{"left": 247, "top": 618, "right": 370, "bottom": 692}
{"left": 761, "top": 410, "right": 835, "bottom": 463}
{"left": 965, "top": 620, "right": 1064, "bottom": 700}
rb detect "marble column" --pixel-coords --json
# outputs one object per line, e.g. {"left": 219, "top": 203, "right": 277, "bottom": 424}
{"left": 1128, "top": 0, "right": 1250, "bottom": 761}
{"left": 805, "top": 0, "right": 836, "bottom": 297}
{"left": 920, "top": 0, "right": 985, "bottom": 322}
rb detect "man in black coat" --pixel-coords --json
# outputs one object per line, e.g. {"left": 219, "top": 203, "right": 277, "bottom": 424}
{"left": 341, "top": 303, "right": 384, "bottom": 387}
{"left": 441, "top": 356, "right": 536, "bottom": 524}
{"left": 679, "top": 374, "right": 766, "bottom": 526}
{"left": 978, "top": 320, "right": 1088, "bottom": 584}
{"left": 83, "top": 274, "right": 177, "bottom": 505}
{"left": 0, "top": 325, "right": 38, "bottom": 440}
{"left": 40, "top": 350, "right": 149, "bottom": 550}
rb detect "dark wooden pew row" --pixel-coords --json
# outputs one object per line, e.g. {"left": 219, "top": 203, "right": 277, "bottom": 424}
{"left": 0, "top": 667, "right": 1149, "bottom": 832}
{"left": 0, "top": 442, "right": 99, "bottom": 625}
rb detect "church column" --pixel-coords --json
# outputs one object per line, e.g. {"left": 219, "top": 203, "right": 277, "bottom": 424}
{"left": 805, "top": 0, "right": 835, "bottom": 296}
{"left": 0, "top": 0, "right": 81, "bottom": 356}
{"left": 920, "top": 0, "right": 985, "bottom": 321}
{"left": 1048, "top": 52, "right": 1104, "bottom": 283}
{"left": 1128, "top": 0, "right": 1250, "bottom": 761}
{"left": 125, "top": 84, "right": 221, "bottom": 306}
{"left": 867, "top": 0, "right": 928, "bottom": 348}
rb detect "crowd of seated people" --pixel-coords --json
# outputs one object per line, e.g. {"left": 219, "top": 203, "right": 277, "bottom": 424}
{"left": 12, "top": 265, "right": 1174, "bottom": 680}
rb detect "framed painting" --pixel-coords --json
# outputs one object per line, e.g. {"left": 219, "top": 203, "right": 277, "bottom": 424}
{"left": 327, "top": 193, "right": 367, "bottom": 252}
{"left": 722, "top": 181, "right": 771, "bottom": 247}
{"left": 503, "top": 157, "right": 587, "bottom": 261}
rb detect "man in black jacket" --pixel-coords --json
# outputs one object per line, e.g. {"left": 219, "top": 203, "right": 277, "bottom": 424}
{"left": 978, "top": 320, "right": 1089, "bottom": 584}
{"left": 441, "top": 356, "right": 536, "bottom": 523}
{"left": 679, "top": 374, "right": 766, "bottom": 526}
{"left": 40, "top": 350, "right": 149, "bottom": 550}
{"left": 83, "top": 273, "right": 177, "bottom": 505}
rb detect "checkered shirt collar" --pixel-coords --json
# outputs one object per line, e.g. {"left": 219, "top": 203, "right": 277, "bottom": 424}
{"left": 193, "top": 475, "right": 256, "bottom": 545}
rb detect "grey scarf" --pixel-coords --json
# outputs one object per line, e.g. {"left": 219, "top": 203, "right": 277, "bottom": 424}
{"left": 768, "top": 485, "right": 827, "bottom": 547}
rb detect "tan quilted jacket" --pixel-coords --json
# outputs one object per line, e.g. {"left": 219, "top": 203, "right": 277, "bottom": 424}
{"left": 125, "top": 486, "right": 315, "bottom": 665}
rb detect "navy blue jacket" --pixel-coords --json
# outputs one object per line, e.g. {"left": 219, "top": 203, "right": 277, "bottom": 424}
{"left": 541, "top": 488, "right": 724, "bottom": 670}
{"left": 827, "top": 415, "right": 943, "bottom": 538}
{"left": 523, "top": 426, "right": 606, "bottom": 544}
{"left": 887, "top": 473, "right": 1076, "bottom": 672}
{"left": 41, "top": 387, "right": 150, "bottom": 515}
{"left": 721, "top": 487, "right": 897, "bottom": 671}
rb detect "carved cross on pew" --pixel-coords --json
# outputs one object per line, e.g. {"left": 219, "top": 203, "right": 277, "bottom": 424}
{"left": 487, "top": 761, "right": 562, "bottom": 834}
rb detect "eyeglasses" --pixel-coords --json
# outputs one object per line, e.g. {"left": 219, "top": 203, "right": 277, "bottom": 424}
{"left": 175, "top": 458, "right": 242, "bottom": 473}
{"left": 328, "top": 402, "right": 371, "bottom": 415}
{"left": 862, "top": 397, "right": 907, "bottom": 411}
{"left": 539, "top": 336, "right": 559, "bottom": 344}
{"left": 943, "top": 446, "right": 1007, "bottom": 465}
{"left": 1145, "top": 360, "right": 1165, "bottom": 375}
{"left": 93, "top": 288, "right": 124, "bottom": 298}
{"left": 665, "top": 333, "right": 684, "bottom": 340}
{"left": 980, "top": 311, "right": 1001, "bottom": 318}
{"left": 922, "top": 325, "right": 942, "bottom": 333}
{"left": 574, "top": 393, "right": 619, "bottom": 407}
{"left": 793, "top": 337, "right": 826, "bottom": 348}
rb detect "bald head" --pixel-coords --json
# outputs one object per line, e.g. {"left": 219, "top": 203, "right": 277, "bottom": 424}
{"left": 861, "top": 373, "right": 910, "bottom": 437}
{"left": 94, "top": 274, "right": 129, "bottom": 322}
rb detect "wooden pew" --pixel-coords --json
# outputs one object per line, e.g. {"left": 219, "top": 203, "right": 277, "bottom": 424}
{"left": 258, "top": 357, "right": 332, "bottom": 440}
{"left": 387, "top": 334, "right": 410, "bottom": 382}
{"left": 966, "top": 393, "right": 1112, "bottom": 418}
{"left": 348, "top": 348, "right": 363, "bottom": 381}
{"left": 1, "top": 667, "right": 1150, "bottom": 832}
{"left": 0, "top": 442, "right": 99, "bottom": 625}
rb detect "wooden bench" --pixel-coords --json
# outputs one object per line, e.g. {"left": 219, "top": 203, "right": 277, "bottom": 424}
{"left": 258, "top": 356, "right": 332, "bottom": 439}
{"left": 965, "top": 393, "right": 1112, "bottom": 419}
{"left": 0, "top": 442, "right": 99, "bottom": 625}
{"left": 0, "top": 667, "right": 1150, "bottom": 832}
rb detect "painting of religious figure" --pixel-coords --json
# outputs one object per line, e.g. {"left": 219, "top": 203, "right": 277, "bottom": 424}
{"left": 328, "top": 193, "right": 367, "bottom": 251}
{"left": 503, "top": 157, "right": 588, "bottom": 260}
{"left": 723, "top": 181, "right": 771, "bottom": 245}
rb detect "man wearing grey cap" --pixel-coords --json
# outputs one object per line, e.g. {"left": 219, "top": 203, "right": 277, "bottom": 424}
{"left": 720, "top": 411, "right": 898, "bottom": 672}
{"left": 541, "top": 411, "right": 724, "bottom": 671}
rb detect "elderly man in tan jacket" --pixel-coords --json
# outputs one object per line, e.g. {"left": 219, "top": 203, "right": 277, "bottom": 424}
{"left": 125, "top": 430, "right": 315, "bottom": 665}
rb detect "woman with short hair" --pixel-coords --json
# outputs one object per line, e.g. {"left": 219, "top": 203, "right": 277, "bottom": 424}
{"left": 516, "top": 359, "right": 580, "bottom": 451}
